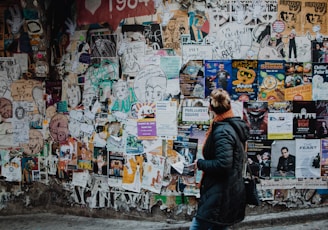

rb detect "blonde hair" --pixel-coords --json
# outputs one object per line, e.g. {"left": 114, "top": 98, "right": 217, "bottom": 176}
{"left": 209, "top": 88, "right": 231, "bottom": 114}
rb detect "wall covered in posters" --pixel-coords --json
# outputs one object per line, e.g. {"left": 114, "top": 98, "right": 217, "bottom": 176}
{"left": 0, "top": 0, "right": 328, "bottom": 216}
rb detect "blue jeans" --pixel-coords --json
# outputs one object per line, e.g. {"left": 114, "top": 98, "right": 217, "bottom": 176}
{"left": 189, "top": 217, "right": 228, "bottom": 230}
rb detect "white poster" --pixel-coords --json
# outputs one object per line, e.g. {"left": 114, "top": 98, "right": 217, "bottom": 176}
{"left": 182, "top": 44, "right": 213, "bottom": 65}
{"left": 156, "top": 101, "right": 178, "bottom": 139}
{"left": 1, "top": 149, "right": 22, "bottom": 182}
{"left": 295, "top": 139, "right": 321, "bottom": 178}
{"left": 267, "top": 112, "right": 293, "bottom": 139}
{"left": 72, "top": 170, "right": 90, "bottom": 188}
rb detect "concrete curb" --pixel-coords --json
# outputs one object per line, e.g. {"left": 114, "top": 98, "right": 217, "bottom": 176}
{"left": 162, "top": 206, "right": 328, "bottom": 230}
{"left": 232, "top": 206, "right": 328, "bottom": 229}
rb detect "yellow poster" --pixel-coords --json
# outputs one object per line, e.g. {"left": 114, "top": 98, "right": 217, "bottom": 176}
{"left": 284, "top": 83, "right": 312, "bottom": 101}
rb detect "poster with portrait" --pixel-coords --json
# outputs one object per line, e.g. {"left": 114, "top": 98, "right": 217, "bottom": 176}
{"left": 302, "top": 0, "right": 328, "bottom": 36}
{"left": 271, "top": 140, "right": 296, "bottom": 179}
{"left": 204, "top": 60, "right": 232, "bottom": 97}
{"left": 246, "top": 140, "right": 274, "bottom": 179}
{"left": 295, "top": 139, "right": 321, "bottom": 178}
{"left": 277, "top": 0, "right": 302, "bottom": 35}
{"left": 312, "top": 38, "right": 328, "bottom": 63}
{"left": 0, "top": 97, "right": 12, "bottom": 120}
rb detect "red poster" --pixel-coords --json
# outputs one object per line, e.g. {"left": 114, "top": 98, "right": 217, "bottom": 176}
{"left": 76, "top": 0, "right": 154, "bottom": 30}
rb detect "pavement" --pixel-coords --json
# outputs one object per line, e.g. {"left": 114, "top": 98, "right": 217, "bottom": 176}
{"left": 0, "top": 206, "right": 328, "bottom": 230}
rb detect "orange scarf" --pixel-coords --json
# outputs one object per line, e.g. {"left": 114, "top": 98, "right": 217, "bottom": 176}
{"left": 204, "top": 108, "right": 235, "bottom": 142}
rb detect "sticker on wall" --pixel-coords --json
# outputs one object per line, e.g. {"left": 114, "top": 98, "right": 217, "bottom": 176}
{"left": 26, "top": 19, "right": 43, "bottom": 35}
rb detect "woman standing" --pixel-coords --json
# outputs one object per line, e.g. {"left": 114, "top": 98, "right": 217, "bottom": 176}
{"left": 190, "top": 88, "right": 250, "bottom": 230}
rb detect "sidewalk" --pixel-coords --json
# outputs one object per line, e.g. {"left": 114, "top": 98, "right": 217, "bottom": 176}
{"left": 0, "top": 206, "right": 327, "bottom": 229}
{"left": 232, "top": 206, "right": 328, "bottom": 229}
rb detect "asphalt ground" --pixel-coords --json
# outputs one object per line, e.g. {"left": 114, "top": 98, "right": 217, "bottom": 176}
{"left": 0, "top": 206, "right": 327, "bottom": 230}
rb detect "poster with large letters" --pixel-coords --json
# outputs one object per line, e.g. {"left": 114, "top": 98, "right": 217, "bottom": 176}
{"left": 76, "top": 0, "right": 154, "bottom": 30}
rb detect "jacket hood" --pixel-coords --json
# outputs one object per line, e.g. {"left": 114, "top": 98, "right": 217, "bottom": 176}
{"left": 223, "top": 117, "right": 250, "bottom": 142}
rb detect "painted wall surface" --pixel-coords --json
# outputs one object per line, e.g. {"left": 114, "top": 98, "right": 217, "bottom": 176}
{"left": 0, "top": 0, "right": 328, "bottom": 217}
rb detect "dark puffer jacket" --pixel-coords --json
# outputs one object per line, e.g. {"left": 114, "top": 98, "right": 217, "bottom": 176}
{"left": 195, "top": 117, "right": 250, "bottom": 226}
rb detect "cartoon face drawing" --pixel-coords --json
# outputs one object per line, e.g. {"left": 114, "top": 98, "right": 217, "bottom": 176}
{"left": 137, "top": 104, "right": 155, "bottom": 119}
{"left": 113, "top": 80, "right": 129, "bottom": 100}
{"left": 134, "top": 65, "right": 167, "bottom": 103}
{"left": 233, "top": 67, "right": 256, "bottom": 85}
{"left": 145, "top": 78, "right": 166, "bottom": 102}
